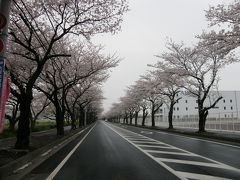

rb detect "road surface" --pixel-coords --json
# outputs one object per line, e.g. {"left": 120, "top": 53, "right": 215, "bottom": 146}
{"left": 22, "top": 121, "right": 240, "bottom": 180}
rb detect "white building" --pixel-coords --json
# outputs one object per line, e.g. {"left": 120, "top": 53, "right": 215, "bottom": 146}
{"left": 159, "top": 91, "right": 240, "bottom": 120}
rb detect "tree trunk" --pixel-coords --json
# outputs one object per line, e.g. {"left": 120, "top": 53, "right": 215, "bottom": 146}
{"left": 55, "top": 105, "right": 64, "bottom": 136}
{"left": 15, "top": 96, "right": 32, "bottom": 149}
{"left": 30, "top": 118, "right": 36, "bottom": 132}
{"left": 30, "top": 112, "right": 36, "bottom": 131}
{"left": 142, "top": 109, "right": 146, "bottom": 126}
{"left": 5, "top": 115, "right": 16, "bottom": 131}
{"left": 134, "top": 112, "right": 138, "bottom": 125}
{"left": 70, "top": 113, "right": 77, "bottom": 130}
{"left": 79, "top": 108, "right": 85, "bottom": 127}
{"left": 142, "top": 116, "right": 146, "bottom": 126}
{"left": 126, "top": 117, "right": 128, "bottom": 124}
{"left": 168, "top": 102, "right": 174, "bottom": 129}
{"left": 198, "top": 110, "right": 208, "bottom": 133}
{"left": 151, "top": 105, "right": 155, "bottom": 127}
{"left": 129, "top": 113, "right": 133, "bottom": 125}
{"left": 9, "top": 121, "right": 15, "bottom": 131}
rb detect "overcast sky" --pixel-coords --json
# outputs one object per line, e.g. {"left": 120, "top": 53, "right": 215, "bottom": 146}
{"left": 92, "top": 0, "right": 240, "bottom": 113}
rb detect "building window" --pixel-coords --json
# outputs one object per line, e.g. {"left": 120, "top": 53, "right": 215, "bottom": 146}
{"left": 177, "top": 115, "right": 179, "bottom": 119}
{"left": 225, "top": 114, "right": 227, "bottom": 118}
{"left": 224, "top": 107, "right": 226, "bottom": 110}
{"left": 231, "top": 106, "right": 233, "bottom": 110}
{"left": 223, "top": 99, "right": 225, "bottom": 103}
{"left": 177, "top": 107, "right": 179, "bottom": 111}
{"left": 230, "top": 99, "right": 232, "bottom": 103}
{"left": 173, "top": 107, "right": 175, "bottom": 111}
{"left": 186, "top": 107, "right": 188, "bottom": 111}
{"left": 185, "top": 100, "right": 188, "bottom": 103}
{"left": 196, "top": 100, "right": 198, "bottom": 103}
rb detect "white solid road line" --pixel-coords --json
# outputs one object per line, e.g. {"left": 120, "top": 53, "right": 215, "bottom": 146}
{"left": 177, "top": 171, "right": 230, "bottom": 180}
{"left": 117, "top": 124, "right": 240, "bottom": 171}
{"left": 46, "top": 124, "right": 96, "bottom": 180}
{"left": 154, "top": 129, "right": 240, "bottom": 149}
{"left": 122, "top": 125, "right": 240, "bottom": 149}
{"left": 124, "top": 139, "right": 157, "bottom": 142}
{"left": 137, "top": 144, "right": 169, "bottom": 148}
{"left": 104, "top": 122, "right": 188, "bottom": 180}
{"left": 140, "top": 131, "right": 153, "bottom": 134}
{"left": 145, "top": 150, "right": 196, "bottom": 156}
{"left": 156, "top": 158, "right": 228, "bottom": 169}
{"left": 13, "top": 162, "right": 33, "bottom": 174}
{"left": 106, "top": 122, "right": 240, "bottom": 179}
{"left": 133, "top": 141, "right": 165, "bottom": 145}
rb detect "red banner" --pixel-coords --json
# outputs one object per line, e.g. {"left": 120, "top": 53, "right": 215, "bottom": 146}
{"left": 0, "top": 74, "right": 10, "bottom": 133}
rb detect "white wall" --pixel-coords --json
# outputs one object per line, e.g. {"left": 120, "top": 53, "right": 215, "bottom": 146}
{"left": 158, "top": 91, "right": 240, "bottom": 119}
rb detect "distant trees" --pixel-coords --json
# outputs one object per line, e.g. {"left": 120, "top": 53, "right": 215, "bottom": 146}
{"left": 149, "top": 68, "right": 182, "bottom": 129}
{"left": 157, "top": 41, "right": 237, "bottom": 132}
{"left": 139, "top": 76, "right": 163, "bottom": 127}
{"left": 105, "top": 0, "right": 239, "bottom": 133}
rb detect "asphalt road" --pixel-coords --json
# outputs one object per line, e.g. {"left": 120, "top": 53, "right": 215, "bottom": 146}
{"left": 22, "top": 121, "right": 240, "bottom": 180}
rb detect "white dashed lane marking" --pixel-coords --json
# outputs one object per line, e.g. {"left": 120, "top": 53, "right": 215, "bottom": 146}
{"left": 105, "top": 122, "right": 240, "bottom": 180}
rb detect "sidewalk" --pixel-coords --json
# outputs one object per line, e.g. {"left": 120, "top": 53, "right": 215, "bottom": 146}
{"left": 0, "top": 126, "right": 72, "bottom": 167}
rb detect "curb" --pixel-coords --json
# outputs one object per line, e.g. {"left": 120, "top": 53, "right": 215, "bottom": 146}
{"left": 0, "top": 124, "right": 93, "bottom": 180}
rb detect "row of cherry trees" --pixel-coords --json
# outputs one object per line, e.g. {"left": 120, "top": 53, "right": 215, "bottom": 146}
{"left": 5, "top": 0, "right": 129, "bottom": 149}
{"left": 106, "top": 0, "right": 240, "bottom": 133}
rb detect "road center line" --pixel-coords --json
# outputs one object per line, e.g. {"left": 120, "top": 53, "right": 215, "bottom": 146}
{"left": 46, "top": 124, "right": 96, "bottom": 180}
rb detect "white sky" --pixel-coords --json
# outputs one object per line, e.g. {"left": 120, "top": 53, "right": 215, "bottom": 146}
{"left": 92, "top": 0, "right": 240, "bottom": 113}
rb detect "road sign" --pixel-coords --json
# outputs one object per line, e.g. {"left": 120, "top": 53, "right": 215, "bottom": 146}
{"left": 0, "top": 13, "right": 7, "bottom": 29}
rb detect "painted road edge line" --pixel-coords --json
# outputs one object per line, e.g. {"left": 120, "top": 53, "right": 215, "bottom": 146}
{"left": 103, "top": 122, "right": 187, "bottom": 180}
{"left": 118, "top": 123, "right": 240, "bottom": 149}
{"left": 123, "top": 124, "right": 240, "bottom": 149}
{"left": 46, "top": 124, "right": 96, "bottom": 180}
{"left": 114, "top": 123, "right": 240, "bottom": 171}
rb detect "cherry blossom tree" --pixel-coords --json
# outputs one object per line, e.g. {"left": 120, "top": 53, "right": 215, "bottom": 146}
{"left": 158, "top": 41, "right": 237, "bottom": 132}
{"left": 65, "top": 80, "right": 94, "bottom": 130}
{"left": 137, "top": 75, "right": 164, "bottom": 127}
{"left": 107, "top": 103, "right": 123, "bottom": 123}
{"left": 119, "top": 94, "right": 137, "bottom": 125}
{"left": 84, "top": 88, "right": 105, "bottom": 124}
{"left": 149, "top": 67, "right": 182, "bottom": 129}
{"left": 30, "top": 91, "right": 51, "bottom": 131}
{"left": 5, "top": 94, "right": 20, "bottom": 131}
{"left": 76, "top": 86, "right": 104, "bottom": 126}
{"left": 199, "top": 0, "right": 240, "bottom": 55}
{"left": 37, "top": 43, "right": 118, "bottom": 135}
{"left": 127, "top": 82, "right": 149, "bottom": 126}
{"left": 7, "top": 0, "right": 128, "bottom": 149}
